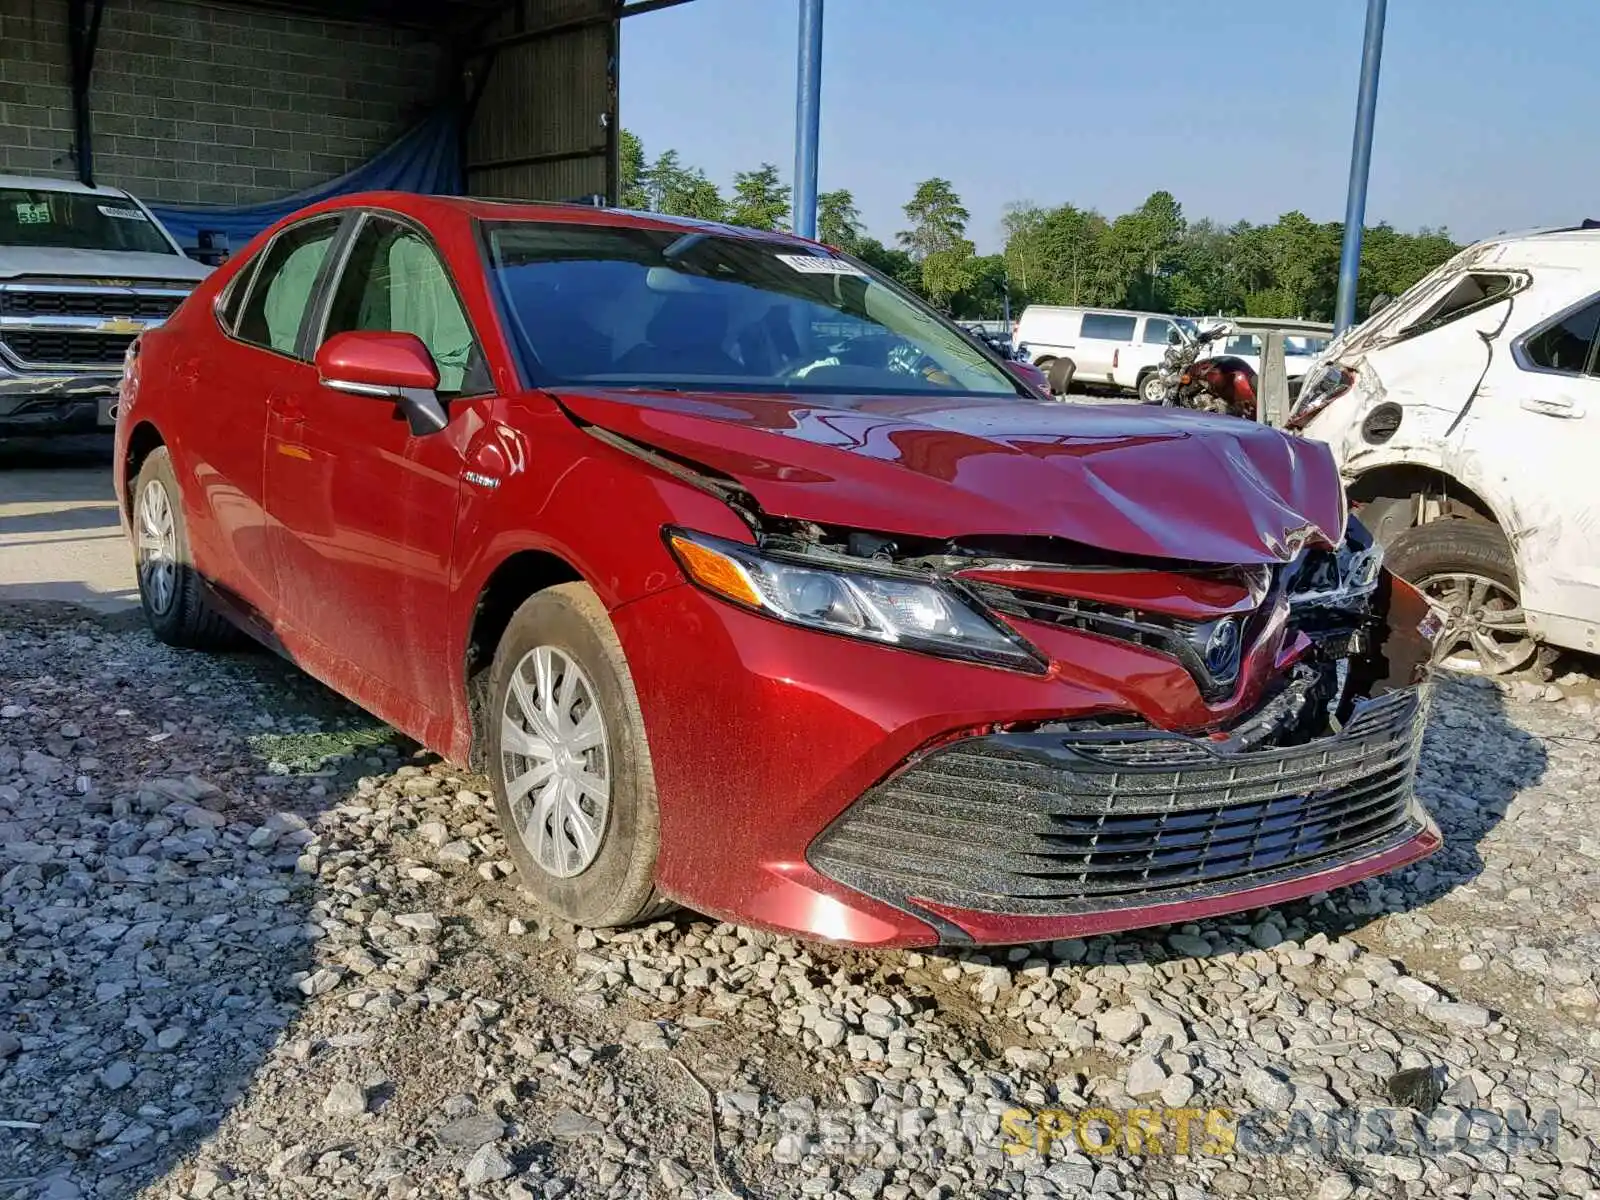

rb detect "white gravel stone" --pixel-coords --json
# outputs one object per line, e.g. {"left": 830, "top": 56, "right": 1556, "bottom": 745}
{"left": 1095, "top": 1006, "right": 1145, "bottom": 1045}
{"left": 322, "top": 1080, "right": 368, "bottom": 1118}
{"left": 461, "top": 1143, "right": 514, "bottom": 1186}
{"left": 1425, "top": 999, "right": 1494, "bottom": 1029}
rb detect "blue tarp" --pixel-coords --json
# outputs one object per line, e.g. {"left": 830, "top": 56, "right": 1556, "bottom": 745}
{"left": 148, "top": 107, "right": 462, "bottom": 250}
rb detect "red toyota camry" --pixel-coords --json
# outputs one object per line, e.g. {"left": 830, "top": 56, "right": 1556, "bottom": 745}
{"left": 113, "top": 193, "right": 1440, "bottom": 948}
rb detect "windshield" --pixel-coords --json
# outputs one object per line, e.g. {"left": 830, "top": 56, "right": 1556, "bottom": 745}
{"left": 0, "top": 189, "right": 175, "bottom": 254}
{"left": 483, "top": 221, "right": 1020, "bottom": 398}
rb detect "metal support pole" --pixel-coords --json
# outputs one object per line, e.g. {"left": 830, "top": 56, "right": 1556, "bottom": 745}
{"left": 792, "top": 0, "right": 824, "bottom": 239}
{"left": 1334, "top": 0, "right": 1387, "bottom": 333}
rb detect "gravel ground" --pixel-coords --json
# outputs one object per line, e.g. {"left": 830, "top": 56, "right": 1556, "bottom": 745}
{"left": 2, "top": 603, "right": 1599, "bottom": 1200}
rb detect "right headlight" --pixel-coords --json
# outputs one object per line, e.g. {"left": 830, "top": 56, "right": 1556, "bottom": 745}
{"left": 1286, "top": 363, "right": 1356, "bottom": 431}
{"left": 665, "top": 528, "right": 1047, "bottom": 674}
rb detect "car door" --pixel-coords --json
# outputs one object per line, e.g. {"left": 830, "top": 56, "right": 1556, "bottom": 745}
{"left": 1465, "top": 291, "right": 1600, "bottom": 632}
{"left": 1075, "top": 312, "right": 1136, "bottom": 382}
{"left": 1131, "top": 316, "right": 1176, "bottom": 382}
{"left": 179, "top": 214, "right": 343, "bottom": 624}
{"left": 263, "top": 210, "right": 490, "bottom": 740}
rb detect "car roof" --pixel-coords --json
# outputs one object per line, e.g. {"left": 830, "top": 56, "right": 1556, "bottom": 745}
{"left": 1455, "top": 226, "right": 1600, "bottom": 271}
{"left": 305, "top": 191, "right": 828, "bottom": 250}
{"left": 1019, "top": 305, "right": 1175, "bottom": 321}
{"left": 0, "top": 173, "right": 132, "bottom": 198}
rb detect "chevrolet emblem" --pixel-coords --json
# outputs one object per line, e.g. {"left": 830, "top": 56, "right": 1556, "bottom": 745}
{"left": 98, "top": 316, "right": 147, "bottom": 335}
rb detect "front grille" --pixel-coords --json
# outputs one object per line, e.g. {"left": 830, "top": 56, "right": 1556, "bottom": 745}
{"left": 972, "top": 582, "right": 1267, "bottom": 700}
{"left": 0, "top": 291, "right": 182, "bottom": 318}
{"left": 0, "top": 331, "right": 135, "bottom": 366}
{"left": 809, "top": 686, "right": 1427, "bottom": 919}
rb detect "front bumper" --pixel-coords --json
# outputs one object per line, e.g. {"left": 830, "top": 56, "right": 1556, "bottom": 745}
{"left": 0, "top": 368, "right": 120, "bottom": 435}
{"left": 611, "top": 583, "right": 1438, "bottom": 949}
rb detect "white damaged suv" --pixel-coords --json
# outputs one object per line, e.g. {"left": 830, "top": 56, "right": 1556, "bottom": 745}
{"left": 1289, "top": 226, "right": 1600, "bottom": 672}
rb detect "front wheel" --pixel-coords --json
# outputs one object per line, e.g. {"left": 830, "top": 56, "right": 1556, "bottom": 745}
{"left": 1384, "top": 520, "right": 1537, "bottom": 675}
{"left": 1138, "top": 371, "right": 1166, "bottom": 404}
{"left": 487, "top": 583, "right": 672, "bottom": 927}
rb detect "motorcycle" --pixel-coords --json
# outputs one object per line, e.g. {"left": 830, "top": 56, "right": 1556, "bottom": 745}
{"left": 1152, "top": 321, "right": 1259, "bottom": 420}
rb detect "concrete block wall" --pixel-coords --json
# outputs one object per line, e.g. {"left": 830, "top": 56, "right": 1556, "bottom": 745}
{"left": 0, "top": 0, "right": 443, "bottom": 207}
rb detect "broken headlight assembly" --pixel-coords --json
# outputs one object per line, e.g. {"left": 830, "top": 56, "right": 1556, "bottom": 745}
{"left": 666, "top": 528, "right": 1047, "bottom": 674}
{"left": 1286, "top": 362, "right": 1356, "bottom": 430}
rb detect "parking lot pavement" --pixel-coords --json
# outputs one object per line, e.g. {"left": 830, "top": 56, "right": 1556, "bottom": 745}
{"left": 0, "top": 437, "right": 136, "bottom": 613}
{"left": 3, "top": 603, "right": 1599, "bottom": 1200}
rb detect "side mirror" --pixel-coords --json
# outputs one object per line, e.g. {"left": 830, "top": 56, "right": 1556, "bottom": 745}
{"left": 1167, "top": 328, "right": 1182, "bottom": 345}
{"left": 315, "top": 331, "right": 448, "bottom": 436}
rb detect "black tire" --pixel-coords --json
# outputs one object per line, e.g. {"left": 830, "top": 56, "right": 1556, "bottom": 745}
{"left": 486, "top": 582, "right": 672, "bottom": 927}
{"left": 1385, "top": 520, "right": 1517, "bottom": 593}
{"left": 1384, "top": 520, "right": 1537, "bottom": 675}
{"left": 1046, "top": 357, "right": 1076, "bottom": 397}
{"left": 1137, "top": 369, "right": 1165, "bottom": 404}
{"left": 131, "top": 447, "right": 237, "bottom": 651}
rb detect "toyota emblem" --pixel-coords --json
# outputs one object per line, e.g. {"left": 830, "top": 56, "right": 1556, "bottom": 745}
{"left": 1204, "top": 617, "right": 1243, "bottom": 678}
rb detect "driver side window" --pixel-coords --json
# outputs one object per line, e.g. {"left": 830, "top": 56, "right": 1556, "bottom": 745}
{"left": 321, "top": 215, "right": 487, "bottom": 394}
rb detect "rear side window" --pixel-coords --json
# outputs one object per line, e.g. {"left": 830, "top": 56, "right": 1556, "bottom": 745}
{"left": 215, "top": 259, "right": 256, "bottom": 334}
{"left": 1224, "top": 334, "right": 1261, "bottom": 356}
{"left": 1143, "top": 318, "right": 1173, "bottom": 345}
{"left": 1521, "top": 296, "right": 1600, "bottom": 375}
{"left": 1080, "top": 313, "right": 1137, "bottom": 341}
{"left": 1400, "top": 272, "right": 1516, "bottom": 339}
{"left": 236, "top": 217, "right": 341, "bottom": 356}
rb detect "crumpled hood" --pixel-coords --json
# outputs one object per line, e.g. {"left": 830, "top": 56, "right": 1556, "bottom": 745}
{"left": 559, "top": 388, "right": 1347, "bottom": 564}
{"left": 0, "top": 246, "right": 209, "bottom": 283}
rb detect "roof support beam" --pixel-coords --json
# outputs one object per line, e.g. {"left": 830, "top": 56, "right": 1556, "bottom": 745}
{"left": 67, "top": 0, "right": 106, "bottom": 188}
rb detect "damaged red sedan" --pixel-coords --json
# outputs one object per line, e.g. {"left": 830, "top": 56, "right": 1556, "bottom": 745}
{"left": 113, "top": 194, "right": 1440, "bottom": 948}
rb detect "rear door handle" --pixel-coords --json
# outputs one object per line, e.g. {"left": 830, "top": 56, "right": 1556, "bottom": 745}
{"left": 1521, "top": 396, "right": 1584, "bottom": 418}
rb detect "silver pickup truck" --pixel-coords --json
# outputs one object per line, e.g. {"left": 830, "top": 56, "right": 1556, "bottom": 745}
{"left": 0, "top": 174, "right": 209, "bottom": 437}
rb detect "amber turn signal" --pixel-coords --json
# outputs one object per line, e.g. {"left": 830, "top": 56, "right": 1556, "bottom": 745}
{"left": 668, "top": 534, "right": 763, "bottom": 608}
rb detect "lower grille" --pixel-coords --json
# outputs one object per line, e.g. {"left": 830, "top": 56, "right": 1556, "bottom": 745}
{"left": 1, "top": 331, "right": 135, "bottom": 366}
{"left": 809, "top": 685, "right": 1428, "bottom": 918}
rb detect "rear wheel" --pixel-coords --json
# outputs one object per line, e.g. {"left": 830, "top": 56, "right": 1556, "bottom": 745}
{"left": 1046, "top": 357, "right": 1076, "bottom": 397}
{"left": 1385, "top": 520, "right": 1537, "bottom": 675}
{"left": 487, "top": 583, "right": 672, "bottom": 927}
{"left": 132, "top": 448, "right": 236, "bottom": 650}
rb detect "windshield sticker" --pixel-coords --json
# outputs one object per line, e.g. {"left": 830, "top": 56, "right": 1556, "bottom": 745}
{"left": 98, "top": 204, "right": 150, "bottom": 221}
{"left": 776, "top": 253, "right": 866, "bottom": 277}
{"left": 15, "top": 202, "right": 50, "bottom": 225}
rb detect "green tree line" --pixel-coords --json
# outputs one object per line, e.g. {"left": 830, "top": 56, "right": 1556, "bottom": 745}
{"left": 620, "top": 131, "right": 1460, "bottom": 322}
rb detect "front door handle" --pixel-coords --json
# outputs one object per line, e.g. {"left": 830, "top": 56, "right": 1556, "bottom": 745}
{"left": 1521, "top": 396, "right": 1584, "bottom": 418}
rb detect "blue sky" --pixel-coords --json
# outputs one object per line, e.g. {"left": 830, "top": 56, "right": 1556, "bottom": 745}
{"left": 622, "top": 0, "right": 1597, "bottom": 252}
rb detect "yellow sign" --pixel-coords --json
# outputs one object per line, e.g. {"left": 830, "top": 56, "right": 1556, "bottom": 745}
{"left": 98, "top": 317, "right": 148, "bottom": 335}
